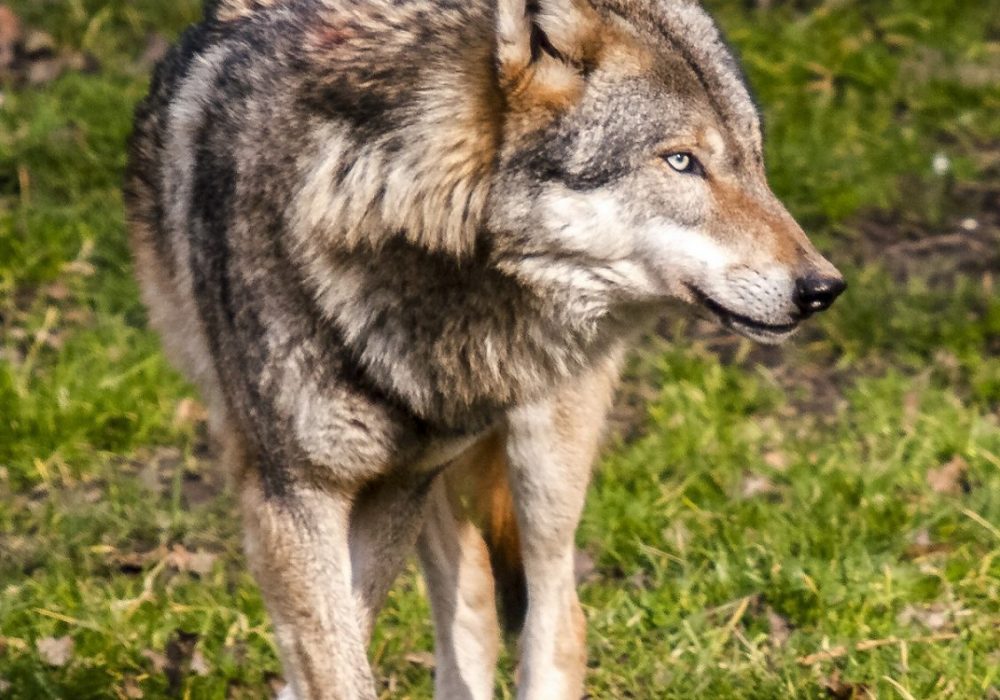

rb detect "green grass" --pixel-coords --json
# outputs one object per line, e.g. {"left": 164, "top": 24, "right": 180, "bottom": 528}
{"left": 1, "top": 0, "right": 998, "bottom": 697}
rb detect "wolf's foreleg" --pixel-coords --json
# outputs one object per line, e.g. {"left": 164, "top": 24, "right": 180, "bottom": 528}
{"left": 505, "top": 359, "right": 620, "bottom": 700}
{"left": 237, "top": 467, "right": 377, "bottom": 700}
{"left": 418, "top": 476, "right": 500, "bottom": 700}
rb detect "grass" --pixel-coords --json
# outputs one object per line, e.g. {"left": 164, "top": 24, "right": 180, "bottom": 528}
{"left": 1, "top": 0, "right": 998, "bottom": 697}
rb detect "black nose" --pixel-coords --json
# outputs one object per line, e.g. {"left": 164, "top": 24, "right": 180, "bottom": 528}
{"left": 794, "top": 275, "right": 846, "bottom": 316}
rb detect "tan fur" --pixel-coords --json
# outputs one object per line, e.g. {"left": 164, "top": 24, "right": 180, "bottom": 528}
{"left": 212, "top": 0, "right": 285, "bottom": 22}
{"left": 418, "top": 472, "right": 501, "bottom": 700}
{"left": 127, "top": 0, "right": 845, "bottom": 697}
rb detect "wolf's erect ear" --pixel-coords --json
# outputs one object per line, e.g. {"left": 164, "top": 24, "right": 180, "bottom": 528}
{"left": 496, "top": 0, "right": 601, "bottom": 107}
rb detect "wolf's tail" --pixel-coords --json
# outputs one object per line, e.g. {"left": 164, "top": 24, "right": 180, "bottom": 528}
{"left": 478, "top": 452, "right": 527, "bottom": 634}
{"left": 459, "top": 433, "right": 528, "bottom": 635}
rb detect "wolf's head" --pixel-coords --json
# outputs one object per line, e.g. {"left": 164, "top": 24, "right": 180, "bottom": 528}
{"left": 487, "top": 0, "right": 845, "bottom": 343}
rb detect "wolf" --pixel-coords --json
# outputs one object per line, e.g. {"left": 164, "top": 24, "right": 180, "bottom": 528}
{"left": 125, "top": 0, "right": 845, "bottom": 697}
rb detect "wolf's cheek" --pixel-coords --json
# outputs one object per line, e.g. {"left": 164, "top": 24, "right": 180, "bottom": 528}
{"left": 636, "top": 222, "right": 737, "bottom": 297}
{"left": 536, "top": 186, "right": 635, "bottom": 260}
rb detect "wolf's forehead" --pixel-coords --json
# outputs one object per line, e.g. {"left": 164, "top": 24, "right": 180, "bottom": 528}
{"left": 596, "top": 0, "right": 763, "bottom": 153}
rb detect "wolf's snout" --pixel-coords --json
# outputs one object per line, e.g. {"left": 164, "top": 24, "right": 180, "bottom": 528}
{"left": 794, "top": 274, "right": 846, "bottom": 316}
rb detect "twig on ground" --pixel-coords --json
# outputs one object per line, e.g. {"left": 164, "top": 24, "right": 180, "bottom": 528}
{"left": 797, "top": 632, "right": 958, "bottom": 665}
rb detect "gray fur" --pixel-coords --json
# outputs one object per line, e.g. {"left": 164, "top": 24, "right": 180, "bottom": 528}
{"left": 126, "top": 0, "right": 843, "bottom": 696}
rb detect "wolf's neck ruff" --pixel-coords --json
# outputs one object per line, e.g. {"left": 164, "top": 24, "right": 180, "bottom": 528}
{"left": 293, "top": 235, "right": 640, "bottom": 431}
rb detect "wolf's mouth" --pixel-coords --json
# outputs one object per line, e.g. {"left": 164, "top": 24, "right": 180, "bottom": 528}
{"left": 686, "top": 285, "right": 799, "bottom": 340}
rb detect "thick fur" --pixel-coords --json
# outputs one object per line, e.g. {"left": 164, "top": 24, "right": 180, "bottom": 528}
{"left": 125, "top": 0, "right": 843, "bottom": 697}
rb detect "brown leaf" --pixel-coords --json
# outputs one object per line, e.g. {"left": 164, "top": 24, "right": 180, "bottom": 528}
{"left": 190, "top": 649, "right": 211, "bottom": 676}
{"left": 36, "top": 636, "right": 74, "bottom": 667}
{"left": 140, "top": 33, "right": 170, "bottom": 68}
{"left": 403, "top": 651, "right": 436, "bottom": 669}
{"left": 822, "top": 670, "right": 871, "bottom": 699}
{"left": 62, "top": 260, "right": 96, "bottom": 277}
{"left": 122, "top": 675, "right": 144, "bottom": 699}
{"left": 766, "top": 606, "right": 792, "bottom": 648}
{"left": 763, "top": 450, "right": 789, "bottom": 471}
{"left": 174, "top": 398, "right": 208, "bottom": 428}
{"left": 188, "top": 550, "right": 218, "bottom": 577}
{"left": 26, "top": 56, "right": 65, "bottom": 85}
{"left": 927, "top": 456, "right": 969, "bottom": 495}
{"left": 141, "top": 649, "right": 169, "bottom": 673}
{"left": 902, "top": 390, "right": 921, "bottom": 432}
{"left": 0, "top": 5, "right": 22, "bottom": 70}
{"left": 0, "top": 637, "right": 28, "bottom": 654}
{"left": 165, "top": 544, "right": 217, "bottom": 577}
{"left": 740, "top": 472, "right": 780, "bottom": 499}
{"left": 897, "top": 604, "right": 952, "bottom": 632}
{"left": 266, "top": 675, "right": 288, "bottom": 697}
{"left": 574, "top": 548, "right": 597, "bottom": 585}
{"left": 63, "top": 51, "right": 99, "bottom": 74}
{"left": 904, "top": 528, "right": 951, "bottom": 558}
{"left": 22, "top": 28, "right": 55, "bottom": 56}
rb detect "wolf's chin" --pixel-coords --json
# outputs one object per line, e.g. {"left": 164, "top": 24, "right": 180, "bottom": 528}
{"left": 684, "top": 284, "right": 800, "bottom": 345}
{"left": 724, "top": 317, "right": 800, "bottom": 345}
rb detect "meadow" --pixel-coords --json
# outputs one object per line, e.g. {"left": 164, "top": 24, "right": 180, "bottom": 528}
{"left": 1, "top": 0, "right": 998, "bottom": 697}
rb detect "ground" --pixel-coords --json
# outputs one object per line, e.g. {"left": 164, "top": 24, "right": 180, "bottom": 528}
{"left": 0, "top": 0, "right": 998, "bottom": 698}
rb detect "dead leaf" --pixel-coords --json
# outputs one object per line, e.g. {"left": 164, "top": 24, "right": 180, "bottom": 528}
{"left": 141, "top": 648, "right": 169, "bottom": 673}
{"left": 190, "top": 649, "right": 211, "bottom": 676}
{"left": 740, "top": 472, "right": 780, "bottom": 499}
{"left": 25, "top": 56, "right": 65, "bottom": 85}
{"left": 897, "top": 604, "right": 952, "bottom": 632}
{"left": 403, "top": 651, "right": 436, "bottom": 669}
{"left": 22, "top": 28, "right": 54, "bottom": 56}
{"left": 798, "top": 632, "right": 958, "bottom": 665}
{"left": 266, "top": 675, "right": 287, "bottom": 697}
{"left": 927, "top": 456, "right": 969, "bottom": 495}
{"left": 763, "top": 450, "right": 789, "bottom": 471}
{"left": 904, "top": 528, "right": 951, "bottom": 558}
{"left": 902, "top": 390, "right": 921, "bottom": 431}
{"left": 822, "top": 670, "right": 871, "bottom": 699}
{"left": 166, "top": 544, "right": 217, "bottom": 577}
{"left": 574, "top": 549, "right": 597, "bottom": 585}
{"left": 62, "top": 260, "right": 96, "bottom": 277}
{"left": 187, "top": 550, "right": 218, "bottom": 577}
{"left": 36, "top": 636, "right": 74, "bottom": 667}
{"left": 122, "top": 675, "right": 144, "bottom": 699}
{"left": 0, "top": 5, "right": 22, "bottom": 70}
{"left": 766, "top": 606, "right": 792, "bottom": 648}
{"left": 173, "top": 398, "right": 208, "bottom": 428}
{"left": 63, "top": 51, "right": 99, "bottom": 74}
{"left": 0, "top": 636, "right": 28, "bottom": 654}
{"left": 140, "top": 33, "right": 170, "bottom": 68}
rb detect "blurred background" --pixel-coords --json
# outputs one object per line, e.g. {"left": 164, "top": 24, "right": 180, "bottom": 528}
{"left": 0, "top": 1, "right": 997, "bottom": 697}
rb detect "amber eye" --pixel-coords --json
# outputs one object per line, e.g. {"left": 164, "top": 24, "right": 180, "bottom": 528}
{"left": 665, "top": 153, "right": 692, "bottom": 172}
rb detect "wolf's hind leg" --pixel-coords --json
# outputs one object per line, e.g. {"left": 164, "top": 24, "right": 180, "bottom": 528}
{"left": 349, "top": 470, "right": 436, "bottom": 640}
{"left": 506, "top": 358, "right": 620, "bottom": 700}
{"left": 418, "top": 463, "right": 501, "bottom": 700}
{"left": 237, "top": 462, "right": 377, "bottom": 700}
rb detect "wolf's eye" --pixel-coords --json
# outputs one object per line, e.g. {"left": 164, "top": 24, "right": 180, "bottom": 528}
{"left": 664, "top": 152, "right": 699, "bottom": 174}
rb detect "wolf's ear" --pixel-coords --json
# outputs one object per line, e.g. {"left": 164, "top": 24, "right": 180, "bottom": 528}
{"left": 496, "top": 0, "right": 601, "bottom": 107}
